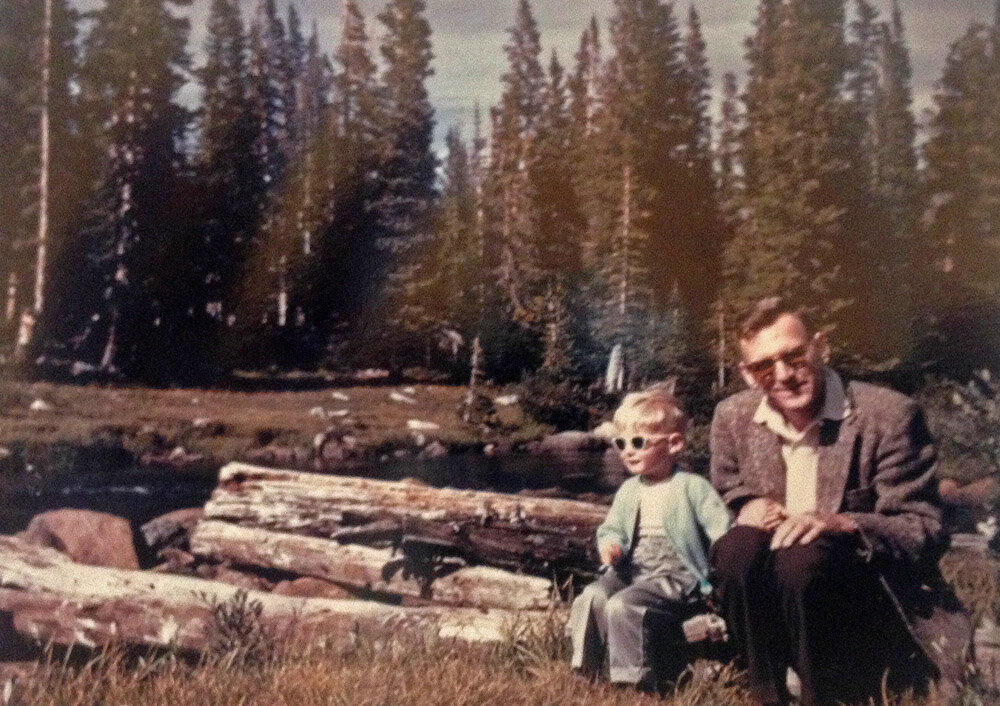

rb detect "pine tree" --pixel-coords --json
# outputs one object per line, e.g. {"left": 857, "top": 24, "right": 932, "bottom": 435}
{"left": 194, "top": 0, "right": 256, "bottom": 360}
{"left": 74, "top": 0, "right": 191, "bottom": 378}
{"left": 569, "top": 17, "right": 611, "bottom": 274}
{"left": 678, "top": 4, "right": 721, "bottom": 323}
{"left": 311, "top": 0, "right": 382, "bottom": 365}
{"left": 922, "top": 8, "right": 1000, "bottom": 368}
{"left": 1, "top": 0, "right": 81, "bottom": 362}
{"left": 486, "top": 0, "right": 546, "bottom": 328}
{"left": 715, "top": 71, "right": 743, "bottom": 233}
{"left": 594, "top": 161, "right": 654, "bottom": 387}
{"left": 724, "top": 0, "right": 860, "bottom": 341}
{"left": 365, "top": 0, "right": 438, "bottom": 364}
{"left": 567, "top": 16, "right": 602, "bottom": 141}
{"left": 602, "top": 0, "right": 719, "bottom": 324}
{"left": 867, "top": 0, "right": 920, "bottom": 357}
{"left": 540, "top": 281, "right": 575, "bottom": 378}
{"left": 534, "top": 51, "right": 584, "bottom": 279}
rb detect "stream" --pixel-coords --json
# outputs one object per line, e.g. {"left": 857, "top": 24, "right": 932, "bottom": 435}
{"left": 0, "top": 451, "right": 623, "bottom": 536}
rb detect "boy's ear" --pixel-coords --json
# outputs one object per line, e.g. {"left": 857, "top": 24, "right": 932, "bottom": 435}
{"left": 667, "top": 431, "right": 685, "bottom": 454}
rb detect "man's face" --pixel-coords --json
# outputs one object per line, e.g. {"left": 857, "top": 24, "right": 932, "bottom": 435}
{"left": 739, "top": 313, "right": 827, "bottom": 422}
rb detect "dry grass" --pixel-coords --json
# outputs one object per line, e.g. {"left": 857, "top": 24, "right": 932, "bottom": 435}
{"left": 941, "top": 550, "right": 1000, "bottom": 624}
{"left": 7, "top": 600, "right": 976, "bottom": 706}
{"left": 8, "top": 632, "right": 756, "bottom": 706}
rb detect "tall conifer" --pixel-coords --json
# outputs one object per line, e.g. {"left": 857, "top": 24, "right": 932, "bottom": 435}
{"left": 74, "top": 0, "right": 191, "bottom": 377}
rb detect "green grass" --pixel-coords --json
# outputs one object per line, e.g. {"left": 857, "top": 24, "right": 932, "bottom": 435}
{"left": 0, "top": 380, "right": 548, "bottom": 483}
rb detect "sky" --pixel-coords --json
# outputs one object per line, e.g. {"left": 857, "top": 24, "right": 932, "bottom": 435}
{"left": 81, "top": 0, "right": 998, "bottom": 145}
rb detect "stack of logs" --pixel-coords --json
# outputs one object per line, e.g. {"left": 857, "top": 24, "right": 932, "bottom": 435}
{"left": 189, "top": 462, "right": 611, "bottom": 611}
{"left": 0, "top": 462, "right": 615, "bottom": 654}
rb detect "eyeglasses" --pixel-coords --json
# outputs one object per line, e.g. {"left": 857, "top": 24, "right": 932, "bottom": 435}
{"left": 742, "top": 343, "right": 812, "bottom": 384}
{"left": 612, "top": 435, "right": 668, "bottom": 451}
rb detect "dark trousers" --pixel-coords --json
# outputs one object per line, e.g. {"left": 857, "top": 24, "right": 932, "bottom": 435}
{"left": 711, "top": 526, "right": 911, "bottom": 706}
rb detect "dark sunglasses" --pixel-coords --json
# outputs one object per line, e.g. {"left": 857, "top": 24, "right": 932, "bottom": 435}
{"left": 613, "top": 435, "right": 667, "bottom": 451}
{"left": 742, "top": 342, "right": 811, "bottom": 383}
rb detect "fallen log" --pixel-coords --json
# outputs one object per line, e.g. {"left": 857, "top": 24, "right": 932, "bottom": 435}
{"left": 190, "top": 520, "right": 554, "bottom": 611}
{"left": 205, "top": 463, "right": 606, "bottom": 571}
{"left": 0, "top": 536, "right": 531, "bottom": 653}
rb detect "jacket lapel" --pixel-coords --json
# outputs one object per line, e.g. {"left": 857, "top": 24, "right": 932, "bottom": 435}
{"left": 748, "top": 420, "right": 786, "bottom": 502}
{"left": 815, "top": 394, "right": 859, "bottom": 514}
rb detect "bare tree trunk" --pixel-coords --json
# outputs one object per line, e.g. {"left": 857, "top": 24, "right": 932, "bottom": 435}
{"left": 12, "top": 0, "right": 51, "bottom": 363}
{"left": 5, "top": 273, "right": 17, "bottom": 324}
{"left": 99, "top": 308, "right": 118, "bottom": 372}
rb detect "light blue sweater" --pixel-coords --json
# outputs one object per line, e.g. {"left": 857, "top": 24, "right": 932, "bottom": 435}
{"left": 595, "top": 470, "right": 733, "bottom": 596}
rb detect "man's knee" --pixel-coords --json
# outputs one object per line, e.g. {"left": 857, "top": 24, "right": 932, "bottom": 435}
{"left": 711, "top": 525, "right": 771, "bottom": 585}
{"left": 772, "top": 535, "right": 865, "bottom": 597}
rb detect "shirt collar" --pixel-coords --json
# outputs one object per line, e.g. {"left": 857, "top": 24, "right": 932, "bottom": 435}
{"left": 752, "top": 368, "right": 851, "bottom": 441}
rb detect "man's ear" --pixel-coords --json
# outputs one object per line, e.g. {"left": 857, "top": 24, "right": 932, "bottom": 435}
{"left": 667, "top": 431, "right": 685, "bottom": 454}
{"left": 737, "top": 339, "right": 760, "bottom": 389}
{"left": 738, "top": 363, "right": 759, "bottom": 389}
{"left": 813, "top": 331, "right": 831, "bottom": 364}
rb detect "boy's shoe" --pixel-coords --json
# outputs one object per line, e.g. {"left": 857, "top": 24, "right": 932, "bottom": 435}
{"left": 682, "top": 613, "right": 728, "bottom": 643}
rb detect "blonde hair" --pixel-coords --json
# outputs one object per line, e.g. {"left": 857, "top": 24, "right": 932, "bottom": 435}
{"left": 612, "top": 387, "right": 687, "bottom": 436}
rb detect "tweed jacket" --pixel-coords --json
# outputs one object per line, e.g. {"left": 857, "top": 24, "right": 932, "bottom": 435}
{"left": 709, "top": 376, "right": 972, "bottom": 688}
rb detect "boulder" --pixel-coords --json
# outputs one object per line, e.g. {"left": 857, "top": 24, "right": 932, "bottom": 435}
{"left": 420, "top": 440, "right": 449, "bottom": 459}
{"left": 18, "top": 509, "right": 139, "bottom": 570}
{"left": 939, "top": 476, "right": 998, "bottom": 508}
{"left": 140, "top": 508, "right": 204, "bottom": 553}
{"left": 531, "top": 430, "right": 603, "bottom": 455}
{"left": 272, "top": 577, "right": 353, "bottom": 600}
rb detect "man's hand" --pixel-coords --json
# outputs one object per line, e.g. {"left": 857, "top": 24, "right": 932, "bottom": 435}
{"left": 770, "top": 512, "right": 859, "bottom": 549}
{"left": 737, "top": 497, "right": 787, "bottom": 531}
{"left": 599, "top": 543, "right": 623, "bottom": 566}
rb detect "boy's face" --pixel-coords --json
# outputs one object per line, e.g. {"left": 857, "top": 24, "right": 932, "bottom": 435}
{"left": 616, "top": 427, "right": 684, "bottom": 480}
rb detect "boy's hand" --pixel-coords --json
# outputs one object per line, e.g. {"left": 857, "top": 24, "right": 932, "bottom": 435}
{"left": 737, "top": 497, "right": 787, "bottom": 531}
{"left": 599, "top": 543, "right": 623, "bottom": 566}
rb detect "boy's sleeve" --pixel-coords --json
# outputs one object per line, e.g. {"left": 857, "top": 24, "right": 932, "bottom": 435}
{"left": 595, "top": 485, "right": 629, "bottom": 550}
{"left": 692, "top": 475, "right": 733, "bottom": 546}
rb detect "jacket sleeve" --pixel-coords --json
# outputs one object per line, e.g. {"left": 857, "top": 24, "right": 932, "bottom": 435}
{"left": 709, "top": 402, "right": 758, "bottom": 511}
{"left": 595, "top": 483, "right": 630, "bottom": 551}
{"left": 842, "top": 401, "right": 946, "bottom": 565}
{"left": 691, "top": 475, "right": 734, "bottom": 547}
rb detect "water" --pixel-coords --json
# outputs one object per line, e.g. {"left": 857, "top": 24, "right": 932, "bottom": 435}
{"left": 0, "top": 451, "right": 624, "bottom": 535}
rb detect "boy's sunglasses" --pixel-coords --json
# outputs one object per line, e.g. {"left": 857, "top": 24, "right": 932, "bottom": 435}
{"left": 612, "top": 435, "right": 667, "bottom": 451}
{"left": 742, "top": 343, "right": 811, "bottom": 384}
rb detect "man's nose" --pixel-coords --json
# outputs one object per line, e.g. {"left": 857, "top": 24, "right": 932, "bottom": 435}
{"left": 773, "top": 358, "right": 795, "bottom": 380}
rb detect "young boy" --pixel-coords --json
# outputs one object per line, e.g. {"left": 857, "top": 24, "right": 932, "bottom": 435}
{"left": 570, "top": 387, "right": 732, "bottom": 691}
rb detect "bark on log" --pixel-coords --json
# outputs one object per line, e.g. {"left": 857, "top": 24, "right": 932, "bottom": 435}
{"left": 190, "top": 520, "right": 554, "bottom": 611}
{"left": 206, "top": 463, "right": 606, "bottom": 571}
{"left": 0, "top": 536, "right": 531, "bottom": 653}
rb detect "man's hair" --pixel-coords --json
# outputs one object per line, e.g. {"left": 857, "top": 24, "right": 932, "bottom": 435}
{"left": 738, "top": 297, "right": 811, "bottom": 342}
{"left": 612, "top": 386, "right": 688, "bottom": 436}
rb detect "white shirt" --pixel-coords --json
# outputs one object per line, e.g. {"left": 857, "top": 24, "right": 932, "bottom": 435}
{"left": 752, "top": 368, "right": 851, "bottom": 515}
{"left": 638, "top": 477, "right": 673, "bottom": 537}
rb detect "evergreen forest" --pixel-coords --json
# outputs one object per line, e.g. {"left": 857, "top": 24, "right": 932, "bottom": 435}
{"left": 2, "top": 0, "right": 1000, "bottom": 390}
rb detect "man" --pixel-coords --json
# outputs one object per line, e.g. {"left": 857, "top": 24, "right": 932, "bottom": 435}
{"left": 709, "top": 297, "right": 970, "bottom": 706}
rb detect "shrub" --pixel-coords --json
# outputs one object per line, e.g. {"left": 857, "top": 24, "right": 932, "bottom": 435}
{"left": 204, "top": 589, "right": 275, "bottom": 667}
{"left": 919, "top": 371, "right": 1000, "bottom": 485}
